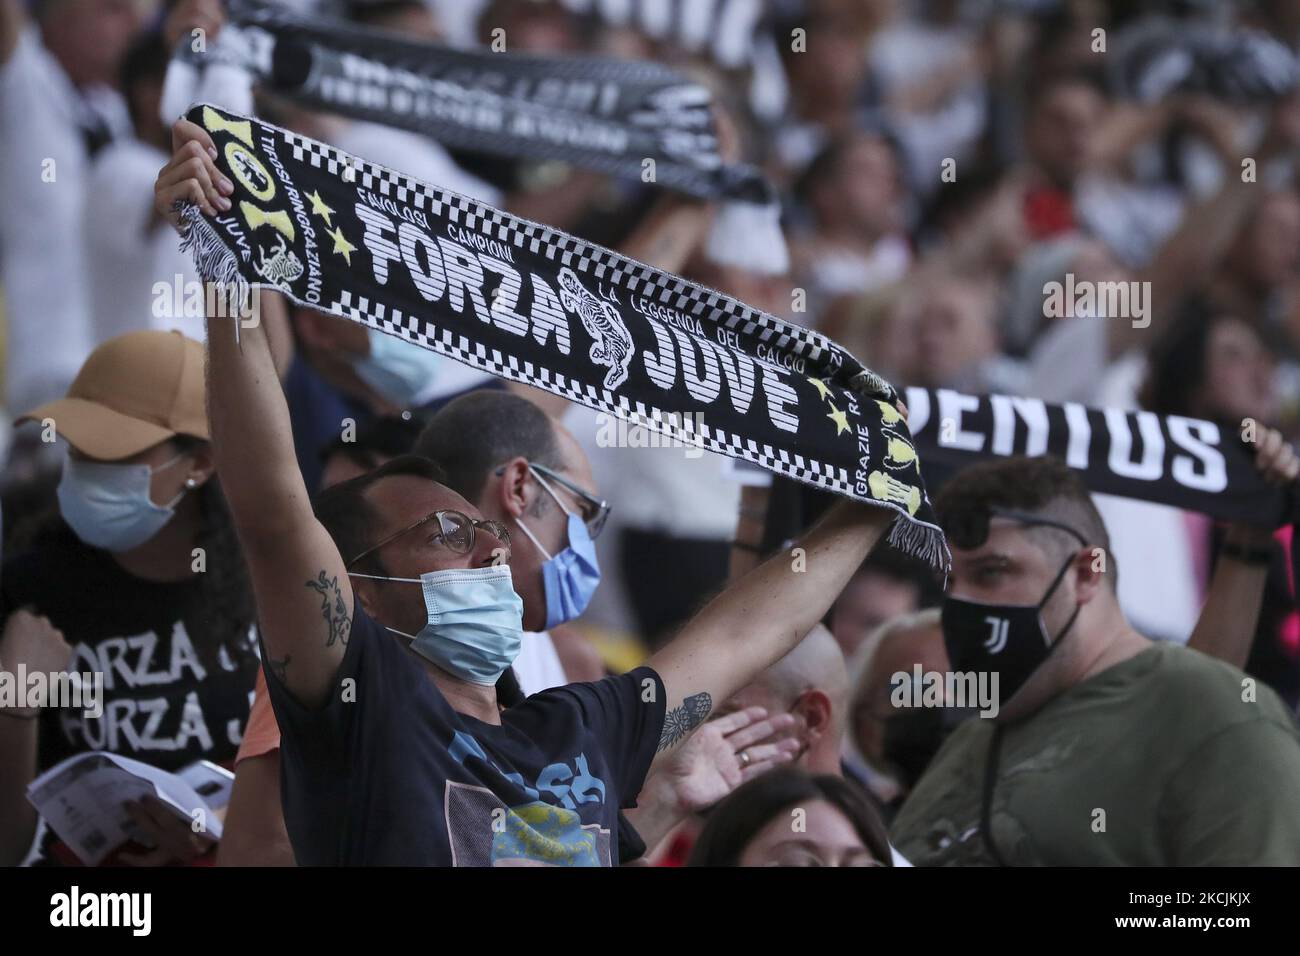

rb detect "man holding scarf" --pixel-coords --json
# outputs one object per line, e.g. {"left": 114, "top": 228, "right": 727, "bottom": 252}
{"left": 157, "top": 118, "right": 896, "bottom": 866}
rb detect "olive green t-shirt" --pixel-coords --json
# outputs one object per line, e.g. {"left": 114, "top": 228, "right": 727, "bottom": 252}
{"left": 891, "top": 641, "right": 1300, "bottom": 865}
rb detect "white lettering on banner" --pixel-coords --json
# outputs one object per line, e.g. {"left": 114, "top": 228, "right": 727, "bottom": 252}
{"left": 259, "top": 134, "right": 323, "bottom": 303}
{"left": 359, "top": 187, "right": 430, "bottom": 231}
{"left": 399, "top": 220, "right": 447, "bottom": 301}
{"left": 990, "top": 395, "right": 1049, "bottom": 457}
{"left": 642, "top": 316, "right": 677, "bottom": 391}
{"left": 631, "top": 296, "right": 704, "bottom": 337}
{"left": 527, "top": 275, "right": 570, "bottom": 354}
{"left": 447, "top": 225, "right": 515, "bottom": 264}
{"left": 350, "top": 202, "right": 804, "bottom": 431}
{"left": 854, "top": 424, "right": 873, "bottom": 496}
{"left": 670, "top": 325, "right": 721, "bottom": 403}
{"left": 1106, "top": 408, "right": 1164, "bottom": 481}
{"left": 354, "top": 203, "right": 574, "bottom": 351}
{"left": 480, "top": 255, "right": 528, "bottom": 337}
{"left": 1167, "top": 417, "right": 1228, "bottom": 492}
{"left": 1062, "top": 402, "right": 1092, "bottom": 469}
{"left": 936, "top": 390, "right": 985, "bottom": 452}
{"left": 911, "top": 387, "right": 1232, "bottom": 493}
{"left": 903, "top": 387, "right": 931, "bottom": 433}
{"left": 356, "top": 203, "right": 402, "bottom": 283}
{"left": 639, "top": 315, "right": 790, "bottom": 431}
{"left": 756, "top": 343, "right": 805, "bottom": 374}
{"left": 707, "top": 336, "right": 756, "bottom": 415}
{"left": 760, "top": 365, "right": 799, "bottom": 433}
{"left": 436, "top": 236, "right": 492, "bottom": 320}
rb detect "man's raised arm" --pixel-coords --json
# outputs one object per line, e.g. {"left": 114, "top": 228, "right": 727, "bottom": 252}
{"left": 155, "top": 118, "right": 352, "bottom": 709}
{"left": 646, "top": 498, "right": 894, "bottom": 770}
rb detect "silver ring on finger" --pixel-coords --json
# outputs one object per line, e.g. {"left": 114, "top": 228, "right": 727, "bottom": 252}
{"left": 738, "top": 749, "right": 751, "bottom": 768}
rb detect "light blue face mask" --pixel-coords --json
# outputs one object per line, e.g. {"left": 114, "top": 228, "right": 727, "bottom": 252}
{"left": 515, "top": 468, "right": 601, "bottom": 630}
{"left": 352, "top": 328, "right": 442, "bottom": 408}
{"left": 351, "top": 564, "right": 524, "bottom": 685}
{"left": 57, "top": 451, "right": 189, "bottom": 553}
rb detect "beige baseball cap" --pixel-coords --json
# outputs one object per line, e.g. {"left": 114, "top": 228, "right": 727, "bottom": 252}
{"left": 19, "top": 330, "right": 209, "bottom": 461}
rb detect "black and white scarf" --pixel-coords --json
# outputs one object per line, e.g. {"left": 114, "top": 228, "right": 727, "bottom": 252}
{"left": 556, "top": 0, "right": 791, "bottom": 121}
{"left": 162, "top": 0, "right": 788, "bottom": 272}
{"left": 903, "top": 387, "right": 1296, "bottom": 529}
{"left": 180, "top": 103, "right": 947, "bottom": 567}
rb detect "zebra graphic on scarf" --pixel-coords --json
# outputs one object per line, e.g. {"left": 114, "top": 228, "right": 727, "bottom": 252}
{"left": 558, "top": 267, "right": 634, "bottom": 391}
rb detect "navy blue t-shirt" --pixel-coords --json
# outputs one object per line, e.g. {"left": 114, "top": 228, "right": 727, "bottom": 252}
{"left": 263, "top": 600, "right": 666, "bottom": 865}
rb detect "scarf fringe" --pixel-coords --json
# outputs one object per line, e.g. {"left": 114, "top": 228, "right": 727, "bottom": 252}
{"left": 176, "top": 202, "right": 250, "bottom": 340}
{"left": 177, "top": 203, "right": 240, "bottom": 283}
{"left": 887, "top": 513, "right": 951, "bottom": 572}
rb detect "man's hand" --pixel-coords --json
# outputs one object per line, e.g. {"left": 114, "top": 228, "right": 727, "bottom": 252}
{"left": 119, "top": 796, "right": 216, "bottom": 866}
{"left": 648, "top": 492, "right": 895, "bottom": 771}
{"left": 652, "top": 706, "right": 800, "bottom": 815}
{"left": 163, "top": 0, "right": 226, "bottom": 52}
{"left": 154, "top": 119, "right": 233, "bottom": 227}
{"left": 625, "top": 706, "right": 800, "bottom": 854}
{"left": 0, "top": 610, "right": 72, "bottom": 715}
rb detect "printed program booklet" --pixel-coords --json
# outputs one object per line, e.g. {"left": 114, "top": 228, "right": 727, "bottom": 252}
{"left": 27, "top": 753, "right": 232, "bottom": 865}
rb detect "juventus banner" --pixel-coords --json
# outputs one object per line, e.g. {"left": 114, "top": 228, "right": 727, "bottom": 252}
{"left": 180, "top": 104, "right": 947, "bottom": 566}
{"left": 165, "top": 0, "right": 786, "bottom": 270}
{"left": 903, "top": 387, "right": 1295, "bottom": 529}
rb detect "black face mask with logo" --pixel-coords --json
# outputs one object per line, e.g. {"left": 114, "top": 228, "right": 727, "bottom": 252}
{"left": 940, "top": 555, "right": 1082, "bottom": 710}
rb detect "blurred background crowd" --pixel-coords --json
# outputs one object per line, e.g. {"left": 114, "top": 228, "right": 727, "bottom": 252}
{"left": 3, "top": 0, "right": 1300, "bottom": 867}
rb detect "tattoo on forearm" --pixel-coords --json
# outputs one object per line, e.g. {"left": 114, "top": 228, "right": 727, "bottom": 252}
{"left": 267, "top": 654, "right": 290, "bottom": 684}
{"left": 306, "top": 571, "right": 351, "bottom": 648}
{"left": 657, "top": 692, "right": 712, "bottom": 752}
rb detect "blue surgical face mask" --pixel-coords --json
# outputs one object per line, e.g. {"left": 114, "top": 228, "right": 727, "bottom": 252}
{"left": 352, "top": 328, "right": 442, "bottom": 408}
{"left": 351, "top": 564, "right": 524, "bottom": 685}
{"left": 57, "top": 451, "right": 189, "bottom": 552}
{"left": 515, "top": 468, "right": 601, "bottom": 630}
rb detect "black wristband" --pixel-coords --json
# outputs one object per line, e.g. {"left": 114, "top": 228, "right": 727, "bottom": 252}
{"left": 1220, "top": 542, "right": 1273, "bottom": 566}
{"left": 731, "top": 540, "right": 764, "bottom": 554}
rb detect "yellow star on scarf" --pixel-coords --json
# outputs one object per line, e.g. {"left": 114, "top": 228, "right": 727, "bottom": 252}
{"left": 808, "top": 376, "right": 833, "bottom": 401}
{"left": 327, "top": 225, "right": 356, "bottom": 265}
{"left": 307, "top": 190, "right": 335, "bottom": 226}
{"left": 827, "top": 403, "right": 850, "bottom": 436}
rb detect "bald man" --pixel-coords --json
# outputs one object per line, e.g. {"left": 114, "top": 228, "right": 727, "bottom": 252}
{"left": 701, "top": 624, "right": 910, "bottom": 867}
{"left": 717, "top": 624, "right": 849, "bottom": 775}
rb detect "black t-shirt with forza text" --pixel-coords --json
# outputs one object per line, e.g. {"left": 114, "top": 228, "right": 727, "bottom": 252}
{"left": 263, "top": 599, "right": 667, "bottom": 866}
{"left": 1, "top": 524, "right": 259, "bottom": 774}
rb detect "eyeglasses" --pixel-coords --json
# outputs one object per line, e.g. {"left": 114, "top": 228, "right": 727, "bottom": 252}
{"left": 941, "top": 507, "right": 1088, "bottom": 552}
{"left": 346, "top": 509, "right": 511, "bottom": 568}
{"left": 530, "top": 463, "right": 611, "bottom": 539}
{"left": 493, "top": 461, "right": 611, "bottom": 540}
